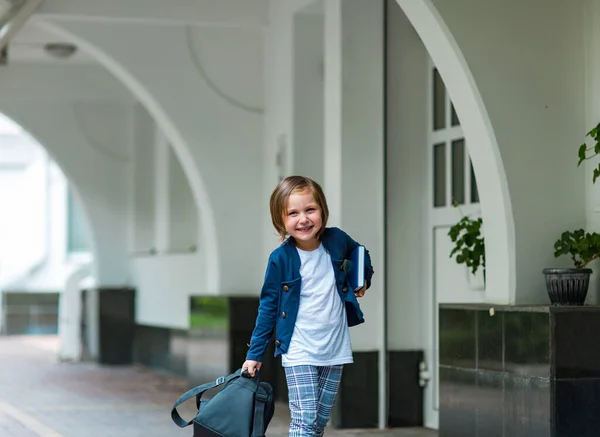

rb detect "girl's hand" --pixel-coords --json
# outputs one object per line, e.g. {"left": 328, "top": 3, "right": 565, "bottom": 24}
{"left": 242, "top": 360, "right": 262, "bottom": 377}
{"left": 355, "top": 283, "right": 367, "bottom": 298}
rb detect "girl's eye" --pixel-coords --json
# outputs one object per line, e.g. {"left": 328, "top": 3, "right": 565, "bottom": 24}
{"left": 307, "top": 208, "right": 315, "bottom": 213}
{"left": 289, "top": 212, "right": 297, "bottom": 216}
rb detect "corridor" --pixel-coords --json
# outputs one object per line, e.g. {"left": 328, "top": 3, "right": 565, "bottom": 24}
{"left": 0, "top": 336, "right": 436, "bottom": 437}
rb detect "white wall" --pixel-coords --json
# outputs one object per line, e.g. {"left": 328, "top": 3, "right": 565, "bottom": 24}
{"left": 131, "top": 253, "right": 204, "bottom": 330}
{"left": 293, "top": 9, "right": 325, "bottom": 183}
{"left": 431, "top": 0, "right": 586, "bottom": 304}
{"left": 385, "top": 1, "right": 428, "bottom": 350}
{"left": 583, "top": 0, "right": 600, "bottom": 301}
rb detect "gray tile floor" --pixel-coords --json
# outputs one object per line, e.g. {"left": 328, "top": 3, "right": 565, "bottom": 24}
{"left": 0, "top": 335, "right": 438, "bottom": 437}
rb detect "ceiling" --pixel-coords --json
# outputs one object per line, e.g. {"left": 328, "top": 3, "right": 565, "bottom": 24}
{"left": 7, "top": 21, "right": 95, "bottom": 64}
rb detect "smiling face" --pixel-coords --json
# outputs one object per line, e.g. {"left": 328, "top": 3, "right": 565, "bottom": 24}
{"left": 283, "top": 188, "right": 322, "bottom": 251}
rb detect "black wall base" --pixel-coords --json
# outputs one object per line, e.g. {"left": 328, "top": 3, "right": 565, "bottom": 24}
{"left": 331, "top": 351, "right": 379, "bottom": 429}
{"left": 388, "top": 350, "right": 424, "bottom": 427}
{"left": 82, "top": 287, "right": 135, "bottom": 366}
{"left": 133, "top": 325, "right": 187, "bottom": 376}
{"left": 439, "top": 304, "right": 600, "bottom": 437}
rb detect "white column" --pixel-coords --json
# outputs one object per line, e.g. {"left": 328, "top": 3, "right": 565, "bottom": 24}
{"left": 58, "top": 265, "right": 92, "bottom": 361}
{"left": 324, "top": 0, "right": 385, "bottom": 428}
{"left": 154, "top": 126, "right": 170, "bottom": 253}
{"left": 324, "top": 0, "right": 343, "bottom": 227}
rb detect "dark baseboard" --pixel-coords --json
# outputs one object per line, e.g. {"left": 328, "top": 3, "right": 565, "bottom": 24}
{"left": 388, "top": 350, "right": 424, "bottom": 427}
{"left": 134, "top": 324, "right": 187, "bottom": 376}
{"left": 332, "top": 351, "right": 379, "bottom": 429}
{"left": 83, "top": 287, "right": 135, "bottom": 365}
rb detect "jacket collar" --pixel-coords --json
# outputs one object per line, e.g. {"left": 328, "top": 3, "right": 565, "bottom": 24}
{"left": 282, "top": 228, "right": 333, "bottom": 276}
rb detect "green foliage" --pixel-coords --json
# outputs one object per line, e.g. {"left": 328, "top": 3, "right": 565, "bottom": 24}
{"left": 577, "top": 122, "right": 600, "bottom": 183}
{"left": 189, "top": 297, "right": 229, "bottom": 330}
{"left": 553, "top": 229, "right": 600, "bottom": 268}
{"left": 448, "top": 201, "right": 485, "bottom": 275}
{"left": 556, "top": 123, "right": 600, "bottom": 269}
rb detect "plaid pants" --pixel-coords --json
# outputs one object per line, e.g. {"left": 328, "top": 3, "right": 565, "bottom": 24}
{"left": 284, "top": 365, "right": 343, "bottom": 437}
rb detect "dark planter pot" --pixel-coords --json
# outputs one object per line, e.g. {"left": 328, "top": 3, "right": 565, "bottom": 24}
{"left": 542, "top": 268, "right": 592, "bottom": 306}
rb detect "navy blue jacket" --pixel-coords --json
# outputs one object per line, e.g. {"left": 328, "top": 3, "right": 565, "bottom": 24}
{"left": 246, "top": 227, "right": 374, "bottom": 362}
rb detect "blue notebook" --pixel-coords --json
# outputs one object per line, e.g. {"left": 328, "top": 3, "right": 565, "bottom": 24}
{"left": 348, "top": 245, "right": 365, "bottom": 292}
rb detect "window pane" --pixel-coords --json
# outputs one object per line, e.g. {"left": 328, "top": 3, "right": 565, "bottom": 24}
{"left": 434, "top": 143, "right": 446, "bottom": 207}
{"left": 452, "top": 139, "right": 465, "bottom": 205}
{"left": 451, "top": 103, "right": 460, "bottom": 126}
{"left": 433, "top": 69, "right": 446, "bottom": 130}
{"left": 67, "top": 188, "right": 91, "bottom": 252}
{"left": 470, "top": 161, "right": 480, "bottom": 203}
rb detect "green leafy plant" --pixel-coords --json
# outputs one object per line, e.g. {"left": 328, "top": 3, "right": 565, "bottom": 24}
{"left": 553, "top": 229, "right": 600, "bottom": 268}
{"left": 448, "top": 200, "right": 485, "bottom": 275}
{"left": 577, "top": 122, "right": 600, "bottom": 183}
{"left": 551, "top": 123, "right": 600, "bottom": 269}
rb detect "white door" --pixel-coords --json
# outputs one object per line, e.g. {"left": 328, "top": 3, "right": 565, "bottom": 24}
{"left": 422, "top": 63, "right": 485, "bottom": 429}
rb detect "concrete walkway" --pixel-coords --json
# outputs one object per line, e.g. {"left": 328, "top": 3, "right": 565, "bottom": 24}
{"left": 0, "top": 336, "right": 437, "bottom": 437}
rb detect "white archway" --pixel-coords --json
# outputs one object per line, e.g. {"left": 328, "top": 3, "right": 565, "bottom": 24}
{"left": 36, "top": 20, "right": 221, "bottom": 294}
{"left": 395, "top": 0, "right": 516, "bottom": 304}
{"left": 0, "top": 111, "right": 101, "bottom": 283}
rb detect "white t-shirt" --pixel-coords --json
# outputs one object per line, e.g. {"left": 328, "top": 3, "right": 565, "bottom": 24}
{"left": 281, "top": 244, "right": 353, "bottom": 367}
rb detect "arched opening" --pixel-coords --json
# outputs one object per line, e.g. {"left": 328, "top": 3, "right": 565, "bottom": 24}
{"left": 37, "top": 20, "right": 220, "bottom": 295}
{"left": 394, "top": 0, "right": 515, "bottom": 305}
{"left": 0, "top": 112, "right": 96, "bottom": 361}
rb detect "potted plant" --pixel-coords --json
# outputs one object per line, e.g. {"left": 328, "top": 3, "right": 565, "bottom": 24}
{"left": 543, "top": 123, "right": 600, "bottom": 305}
{"left": 448, "top": 200, "right": 486, "bottom": 282}
{"left": 543, "top": 230, "right": 598, "bottom": 305}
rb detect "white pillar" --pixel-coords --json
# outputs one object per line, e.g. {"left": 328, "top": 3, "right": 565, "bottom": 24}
{"left": 324, "top": 0, "right": 343, "bottom": 227}
{"left": 324, "top": 0, "right": 385, "bottom": 428}
{"left": 58, "top": 264, "right": 92, "bottom": 361}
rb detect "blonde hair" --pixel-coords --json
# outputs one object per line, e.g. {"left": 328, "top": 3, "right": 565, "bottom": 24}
{"left": 269, "top": 176, "right": 329, "bottom": 241}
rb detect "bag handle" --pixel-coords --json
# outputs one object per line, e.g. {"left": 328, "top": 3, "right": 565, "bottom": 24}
{"left": 170, "top": 369, "right": 242, "bottom": 428}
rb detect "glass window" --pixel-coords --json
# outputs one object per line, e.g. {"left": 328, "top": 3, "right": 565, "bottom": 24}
{"left": 451, "top": 103, "right": 460, "bottom": 126}
{"left": 452, "top": 139, "right": 465, "bottom": 204}
{"left": 434, "top": 143, "right": 446, "bottom": 207}
{"left": 433, "top": 69, "right": 446, "bottom": 130}
{"left": 470, "top": 161, "right": 480, "bottom": 203}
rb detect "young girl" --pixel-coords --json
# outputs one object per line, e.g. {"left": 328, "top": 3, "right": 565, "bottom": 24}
{"left": 242, "top": 176, "right": 374, "bottom": 437}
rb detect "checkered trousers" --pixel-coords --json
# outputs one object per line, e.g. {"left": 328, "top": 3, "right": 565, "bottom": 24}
{"left": 284, "top": 365, "right": 344, "bottom": 437}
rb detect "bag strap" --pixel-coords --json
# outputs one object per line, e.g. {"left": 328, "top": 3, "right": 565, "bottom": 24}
{"left": 251, "top": 389, "right": 269, "bottom": 437}
{"left": 170, "top": 369, "right": 241, "bottom": 428}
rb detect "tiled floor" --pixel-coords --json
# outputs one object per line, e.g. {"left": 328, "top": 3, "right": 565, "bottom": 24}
{"left": 0, "top": 335, "right": 437, "bottom": 437}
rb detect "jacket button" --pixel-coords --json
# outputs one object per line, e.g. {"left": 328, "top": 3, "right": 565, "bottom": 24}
{"left": 283, "top": 285, "right": 289, "bottom": 291}
{"left": 275, "top": 340, "right": 281, "bottom": 346}
{"left": 342, "top": 286, "right": 348, "bottom": 292}
{"left": 282, "top": 311, "right": 286, "bottom": 319}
